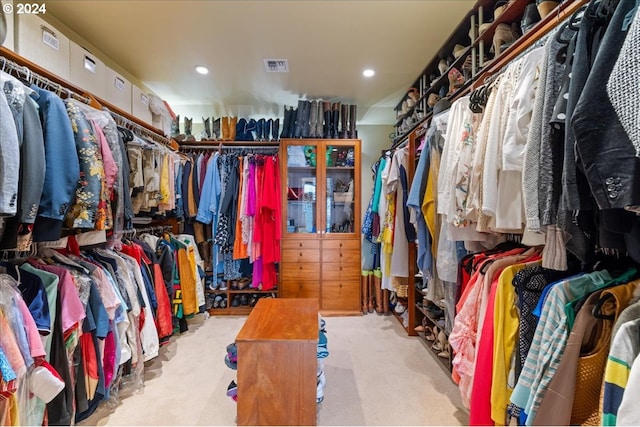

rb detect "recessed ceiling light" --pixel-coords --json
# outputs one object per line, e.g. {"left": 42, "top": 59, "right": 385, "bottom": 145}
{"left": 363, "top": 69, "right": 375, "bottom": 77}
{"left": 195, "top": 66, "right": 209, "bottom": 75}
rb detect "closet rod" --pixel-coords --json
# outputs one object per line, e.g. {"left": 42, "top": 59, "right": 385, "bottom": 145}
{"left": 179, "top": 141, "right": 280, "bottom": 148}
{"left": 108, "top": 107, "right": 175, "bottom": 150}
{"left": 0, "top": 54, "right": 91, "bottom": 105}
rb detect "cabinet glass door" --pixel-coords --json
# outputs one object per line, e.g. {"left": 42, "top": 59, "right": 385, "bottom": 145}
{"left": 285, "top": 144, "right": 318, "bottom": 234}
{"left": 324, "top": 143, "right": 356, "bottom": 234}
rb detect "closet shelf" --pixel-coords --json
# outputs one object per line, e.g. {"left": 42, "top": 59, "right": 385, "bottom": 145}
{"left": 392, "top": 0, "right": 589, "bottom": 146}
{"left": 0, "top": 46, "right": 173, "bottom": 149}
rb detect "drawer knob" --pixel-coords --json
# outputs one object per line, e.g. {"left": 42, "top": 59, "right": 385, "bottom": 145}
{"left": 299, "top": 243, "right": 302, "bottom": 247}
{"left": 340, "top": 253, "right": 343, "bottom": 257}
{"left": 340, "top": 267, "right": 343, "bottom": 271}
{"left": 299, "top": 252, "right": 302, "bottom": 257}
{"left": 340, "top": 243, "right": 343, "bottom": 247}
{"left": 299, "top": 266, "right": 303, "bottom": 270}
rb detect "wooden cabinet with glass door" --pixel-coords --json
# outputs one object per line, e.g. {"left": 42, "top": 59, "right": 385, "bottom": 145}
{"left": 279, "top": 139, "right": 361, "bottom": 315}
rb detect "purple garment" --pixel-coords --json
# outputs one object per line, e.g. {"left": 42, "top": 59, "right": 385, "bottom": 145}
{"left": 252, "top": 257, "right": 263, "bottom": 289}
{"left": 246, "top": 160, "right": 257, "bottom": 216}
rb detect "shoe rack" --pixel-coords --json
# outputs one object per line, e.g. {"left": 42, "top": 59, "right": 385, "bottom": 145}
{"left": 205, "top": 275, "right": 279, "bottom": 315}
{"left": 392, "top": 0, "right": 589, "bottom": 144}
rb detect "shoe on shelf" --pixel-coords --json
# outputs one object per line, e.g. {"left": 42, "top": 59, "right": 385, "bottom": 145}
{"left": 394, "top": 301, "right": 406, "bottom": 315}
{"left": 219, "top": 280, "right": 228, "bottom": 291}
{"left": 240, "top": 295, "right": 249, "bottom": 306}
{"left": 438, "top": 59, "right": 448, "bottom": 76}
{"left": 521, "top": 1, "right": 541, "bottom": 34}
{"left": 452, "top": 44, "right": 467, "bottom": 59}
{"left": 424, "top": 326, "right": 436, "bottom": 341}
{"left": 415, "top": 325, "right": 425, "bottom": 333}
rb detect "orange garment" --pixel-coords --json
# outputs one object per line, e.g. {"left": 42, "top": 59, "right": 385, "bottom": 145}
{"left": 233, "top": 157, "right": 248, "bottom": 259}
{"left": 152, "top": 263, "right": 173, "bottom": 340}
{"left": 80, "top": 332, "right": 99, "bottom": 401}
{"left": 177, "top": 247, "right": 197, "bottom": 316}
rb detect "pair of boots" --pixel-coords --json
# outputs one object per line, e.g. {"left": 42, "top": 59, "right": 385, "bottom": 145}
{"left": 361, "top": 269, "right": 388, "bottom": 315}
{"left": 280, "top": 101, "right": 358, "bottom": 139}
{"left": 220, "top": 117, "right": 237, "bottom": 141}
{"left": 202, "top": 117, "right": 222, "bottom": 140}
{"left": 171, "top": 115, "right": 196, "bottom": 142}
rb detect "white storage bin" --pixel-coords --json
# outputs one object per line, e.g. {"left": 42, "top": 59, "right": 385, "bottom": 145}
{"left": 131, "top": 84, "right": 152, "bottom": 125}
{"left": 103, "top": 66, "right": 132, "bottom": 113}
{"left": 14, "top": 14, "right": 70, "bottom": 80}
{"left": 69, "top": 42, "right": 105, "bottom": 98}
{"left": 2, "top": 1, "right": 15, "bottom": 51}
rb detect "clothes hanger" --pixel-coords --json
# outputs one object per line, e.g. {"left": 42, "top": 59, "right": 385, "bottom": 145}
{"left": 592, "top": 292, "right": 616, "bottom": 320}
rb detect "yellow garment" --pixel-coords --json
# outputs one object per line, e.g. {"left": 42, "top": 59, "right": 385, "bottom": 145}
{"left": 159, "top": 152, "right": 171, "bottom": 210}
{"left": 491, "top": 260, "right": 541, "bottom": 425}
{"left": 177, "top": 247, "right": 197, "bottom": 316}
{"left": 422, "top": 144, "right": 440, "bottom": 260}
{"left": 187, "top": 160, "right": 197, "bottom": 219}
{"left": 381, "top": 193, "right": 395, "bottom": 277}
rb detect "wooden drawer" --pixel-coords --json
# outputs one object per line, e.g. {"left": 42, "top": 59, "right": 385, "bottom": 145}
{"left": 282, "top": 240, "right": 320, "bottom": 250}
{"left": 321, "top": 248, "right": 359, "bottom": 264}
{"left": 281, "top": 263, "right": 320, "bottom": 281}
{"left": 322, "top": 265, "right": 361, "bottom": 282}
{"left": 321, "top": 280, "right": 360, "bottom": 311}
{"left": 322, "top": 240, "right": 360, "bottom": 251}
{"left": 280, "top": 280, "right": 320, "bottom": 300}
{"left": 282, "top": 248, "right": 319, "bottom": 263}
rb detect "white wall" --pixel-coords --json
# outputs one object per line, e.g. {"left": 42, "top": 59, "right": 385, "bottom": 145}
{"left": 357, "top": 124, "right": 394, "bottom": 220}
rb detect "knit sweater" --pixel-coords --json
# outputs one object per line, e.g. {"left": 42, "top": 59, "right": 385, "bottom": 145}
{"left": 538, "top": 24, "right": 575, "bottom": 227}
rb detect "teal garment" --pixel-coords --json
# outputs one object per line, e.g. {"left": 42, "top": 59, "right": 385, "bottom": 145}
{"left": 371, "top": 157, "right": 387, "bottom": 214}
{"left": 19, "top": 264, "right": 59, "bottom": 358}
{"left": 565, "top": 268, "right": 638, "bottom": 330}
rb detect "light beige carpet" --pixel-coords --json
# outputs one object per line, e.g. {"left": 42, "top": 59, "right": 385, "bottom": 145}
{"left": 79, "top": 313, "right": 468, "bottom": 426}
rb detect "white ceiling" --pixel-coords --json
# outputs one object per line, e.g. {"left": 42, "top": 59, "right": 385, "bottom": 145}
{"left": 45, "top": 0, "right": 475, "bottom": 125}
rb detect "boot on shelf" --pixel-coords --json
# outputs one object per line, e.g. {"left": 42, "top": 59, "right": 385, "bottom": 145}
{"left": 202, "top": 117, "right": 211, "bottom": 140}
{"left": 331, "top": 102, "right": 341, "bottom": 139}
{"left": 301, "top": 101, "right": 311, "bottom": 138}
{"left": 294, "top": 100, "right": 305, "bottom": 138}
{"left": 348, "top": 105, "right": 357, "bottom": 139}
{"left": 322, "top": 101, "right": 331, "bottom": 139}
{"left": 272, "top": 118, "right": 280, "bottom": 141}
{"left": 212, "top": 117, "right": 221, "bottom": 140}
{"left": 184, "top": 117, "right": 196, "bottom": 142}
{"left": 256, "top": 118, "right": 265, "bottom": 141}
{"left": 288, "top": 107, "right": 298, "bottom": 138}
{"left": 339, "top": 104, "right": 348, "bottom": 139}
{"left": 315, "top": 101, "right": 323, "bottom": 138}
{"left": 309, "top": 100, "right": 318, "bottom": 138}
{"left": 221, "top": 116, "right": 229, "bottom": 140}
{"left": 264, "top": 119, "right": 272, "bottom": 142}
{"left": 361, "top": 270, "right": 370, "bottom": 314}
{"left": 280, "top": 106, "right": 292, "bottom": 139}
{"left": 229, "top": 116, "right": 237, "bottom": 141}
{"left": 171, "top": 114, "right": 185, "bottom": 141}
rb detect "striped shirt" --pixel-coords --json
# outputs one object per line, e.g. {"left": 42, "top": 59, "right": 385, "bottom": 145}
{"left": 603, "top": 319, "right": 640, "bottom": 425}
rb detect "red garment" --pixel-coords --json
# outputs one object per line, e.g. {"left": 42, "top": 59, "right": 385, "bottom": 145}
{"left": 152, "top": 263, "right": 173, "bottom": 340}
{"left": 469, "top": 254, "right": 541, "bottom": 425}
{"left": 80, "top": 332, "right": 98, "bottom": 400}
{"left": 102, "top": 329, "right": 116, "bottom": 392}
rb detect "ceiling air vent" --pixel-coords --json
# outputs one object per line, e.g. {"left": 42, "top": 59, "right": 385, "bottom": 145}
{"left": 264, "top": 59, "right": 289, "bottom": 73}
